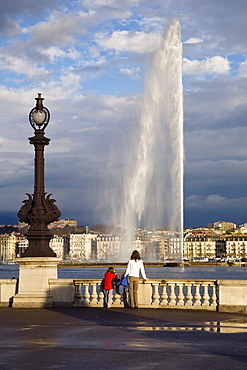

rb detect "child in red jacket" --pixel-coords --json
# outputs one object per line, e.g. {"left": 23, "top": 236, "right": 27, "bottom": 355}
{"left": 103, "top": 267, "right": 117, "bottom": 308}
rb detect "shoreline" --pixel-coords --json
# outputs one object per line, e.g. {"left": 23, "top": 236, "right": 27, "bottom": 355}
{"left": 58, "top": 261, "right": 247, "bottom": 268}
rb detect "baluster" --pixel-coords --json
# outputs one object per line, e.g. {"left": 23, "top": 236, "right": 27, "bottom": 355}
{"left": 82, "top": 283, "right": 90, "bottom": 306}
{"left": 177, "top": 283, "right": 184, "bottom": 306}
{"left": 160, "top": 284, "right": 168, "bottom": 306}
{"left": 91, "top": 282, "right": 98, "bottom": 306}
{"left": 98, "top": 287, "right": 105, "bottom": 307}
{"left": 193, "top": 283, "right": 202, "bottom": 307}
{"left": 113, "top": 291, "right": 121, "bottom": 307}
{"left": 169, "top": 283, "right": 176, "bottom": 306}
{"left": 74, "top": 282, "right": 82, "bottom": 304}
{"left": 202, "top": 283, "right": 210, "bottom": 308}
{"left": 152, "top": 283, "right": 160, "bottom": 307}
{"left": 210, "top": 284, "right": 217, "bottom": 309}
{"left": 185, "top": 283, "right": 193, "bottom": 307}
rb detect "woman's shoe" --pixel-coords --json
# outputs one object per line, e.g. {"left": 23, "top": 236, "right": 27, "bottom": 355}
{"left": 134, "top": 306, "right": 138, "bottom": 309}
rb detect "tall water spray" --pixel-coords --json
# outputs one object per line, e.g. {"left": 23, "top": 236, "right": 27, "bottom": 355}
{"left": 120, "top": 18, "right": 183, "bottom": 261}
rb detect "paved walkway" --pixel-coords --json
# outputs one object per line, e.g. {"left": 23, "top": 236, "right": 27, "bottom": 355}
{"left": 0, "top": 307, "right": 247, "bottom": 370}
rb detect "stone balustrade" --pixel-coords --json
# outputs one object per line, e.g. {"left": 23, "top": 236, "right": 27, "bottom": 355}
{"left": 1, "top": 278, "right": 247, "bottom": 313}
{"left": 0, "top": 279, "right": 17, "bottom": 307}
{"left": 72, "top": 279, "right": 217, "bottom": 310}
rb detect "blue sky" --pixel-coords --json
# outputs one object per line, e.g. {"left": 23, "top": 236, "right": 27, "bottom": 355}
{"left": 1, "top": 0, "right": 247, "bottom": 228}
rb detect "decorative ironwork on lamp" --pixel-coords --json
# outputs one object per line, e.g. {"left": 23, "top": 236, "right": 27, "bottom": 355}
{"left": 18, "top": 94, "right": 61, "bottom": 257}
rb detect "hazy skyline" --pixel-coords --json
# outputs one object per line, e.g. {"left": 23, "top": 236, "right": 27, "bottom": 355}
{"left": 1, "top": 0, "right": 247, "bottom": 228}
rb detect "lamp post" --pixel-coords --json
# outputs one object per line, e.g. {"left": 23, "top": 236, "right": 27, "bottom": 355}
{"left": 18, "top": 94, "right": 61, "bottom": 257}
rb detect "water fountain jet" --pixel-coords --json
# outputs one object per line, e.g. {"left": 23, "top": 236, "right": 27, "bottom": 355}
{"left": 119, "top": 18, "right": 184, "bottom": 262}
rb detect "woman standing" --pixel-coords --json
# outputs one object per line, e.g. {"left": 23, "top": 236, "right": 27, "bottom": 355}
{"left": 124, "top": 250, "right": 148, "bottom": 309}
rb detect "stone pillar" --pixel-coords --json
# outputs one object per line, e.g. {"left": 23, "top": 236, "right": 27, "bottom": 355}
{"left": 218, "top": 280, "right": 247, "bottom": 314}
{"left": 12, "top": 257, "right": 60, "bottom": 308}
{"left": 138, "top": 280, "right": 152, "bottom": 307}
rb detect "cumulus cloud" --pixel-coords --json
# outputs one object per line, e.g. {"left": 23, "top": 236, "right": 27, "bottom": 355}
{"left": 183, "top": 56, "right": 231, "bottom": 75}
{"left": 95, "top": 31, "right": 161, "bottom": 53}
{"left": 28, "top": 12, "right": 83, "bottom": 48}
{"left": 0, "top": 51, "right": 49, "bottom": 79}
{"left": 0, "top": 18, "right": 22, "bottom": 36}
{"left": 0, "top": 0, "right": 58, "bottom": 36}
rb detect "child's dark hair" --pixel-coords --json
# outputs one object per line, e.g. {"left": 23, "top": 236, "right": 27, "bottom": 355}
{"left": 107, "top": 267, "right": 115, "bottom": 273}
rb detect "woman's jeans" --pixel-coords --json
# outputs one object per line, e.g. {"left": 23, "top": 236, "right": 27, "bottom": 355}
{"left": 128, "top": 276, "right": 139, "bottom": 308}
{"left": 104, "top": 289, "right": 113, "bottom": 307}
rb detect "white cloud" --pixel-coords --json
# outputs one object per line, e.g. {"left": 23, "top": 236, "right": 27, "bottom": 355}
{"left": 59, "top": 68, "right": 81, "bottom": 89}
{"left": 186, "top": 194, "right": 247, "bottom": 212}
{"left": 28, "top": 12, "right": 83, "bottom": 48}
{"left": 183, "top": 56, "right": 231, "bottom": 75}
{"left": 95, "top": 31, "right": 161, "bottom": 53}
{"left": 40, "top": 47, "right": 80, "bottom": 63}
{"left": 184, "top": 37, "right": 203, "bottom": 44}
{"left": 205, "top": 194, "right": 227, "bottom": 205}
{"left": 238, "top": 61, "right": 247, "bottom": 77}
{"left": 137, "top": 16, "right": 165, "bottom": 32}
{"left": 0, "top": 137, "right": 28, "bottom": 153}
{"left": 120, "top": 67, "right": 140, "bottom": 79}
{"left": 83, "top": 0, "right": 116, "bottom": 5}
{"left": 0, "top": 52, "right": 49, "bottom": 78}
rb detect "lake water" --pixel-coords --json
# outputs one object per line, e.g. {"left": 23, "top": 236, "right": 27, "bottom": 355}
{"left": 0, "top": 264, "right": 246, "bottom": 280}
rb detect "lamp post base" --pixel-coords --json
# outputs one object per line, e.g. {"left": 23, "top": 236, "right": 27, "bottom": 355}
{"left": 12, "top": 257, "right": 61, "bottom": 308}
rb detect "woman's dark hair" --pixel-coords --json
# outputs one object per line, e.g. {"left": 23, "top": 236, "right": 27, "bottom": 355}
{"left": 131, "top": 250, "right": 141, "bottom": 261}
{"left": 107, "top": 267, "right": 115, "bottom": 273}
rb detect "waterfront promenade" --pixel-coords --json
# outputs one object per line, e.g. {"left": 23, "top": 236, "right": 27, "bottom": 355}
{"left": 0, "top": 307, "right": 246, "bottom": 369}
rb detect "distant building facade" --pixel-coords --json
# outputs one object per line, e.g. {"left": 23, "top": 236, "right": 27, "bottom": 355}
{"left": 48, "top": 219, "right": 77, "bottom": 229}
{"left": 96, "top": 236, "right": 121, "bottom": 261}
{"left": 184, "top": 234, "right": 218, "bottom": 260}
{"left": 1, "top": 219, "right": 247, "bottom": 262}
{"left": 0, "top": 233, "right": 22, "bottom": 262}
{"left": 214, "top": 221, "right": 236, "bottom": 232}
{"left": 65, "top": 233, "right": 97, "bottom": 260}
{"left": 16, "top": 238, "right": 29, "bottom": 258}
{"left": 49, "top": 235, "right": 66, "bottom": 259}
{"left": 225, "top": 235, "right": 247, "bottom": 259}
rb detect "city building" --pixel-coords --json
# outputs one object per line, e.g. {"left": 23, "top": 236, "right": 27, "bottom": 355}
{"left": 0, "top": 233, "right": 20, "bottom": 262}
{"left": 1, "top": 221, "right": 247, "bottom": 262}
{"left": 225, "top": 235, "right": 247, "bottom": 259}
{"left": 49, "top": 235, "right": 66, "bottom": 259}
{"left": 96, "top": 236, "right": 121, "bottom": 261}
{"left": 238, "top": 223, "right": 247, "bottom": 234}
{"left": 216, "top": 240, "right": 227, "bottom": 259}
{"left": 48, "top": 219, "right": 77, "bottom": 229}
{"left": 214, "top": 221, "right": 236, "bottom": 232}
{"left": 184, "top": 234, "right": 218, "bottom": 260}
{"left": 65, "top": 233, "right": 97, "bottom": 260}
{"left": 16, "top": 238, "right": 29, "bottom": 258}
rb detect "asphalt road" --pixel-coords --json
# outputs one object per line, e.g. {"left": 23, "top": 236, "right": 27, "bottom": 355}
{"left": 0, "top": 307, "right": 247, "bottom": 370}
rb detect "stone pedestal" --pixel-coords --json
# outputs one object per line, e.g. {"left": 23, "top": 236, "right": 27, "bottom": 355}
{"left": 12, "top": 257, "right": 60, "bottom": 308}
{"left": 218, "top": 280, "right": 247, "bottom": 314}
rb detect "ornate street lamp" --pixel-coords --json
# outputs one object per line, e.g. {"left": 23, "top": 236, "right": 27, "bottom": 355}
{"left": 18, "top": 94, "right": 61, "bottom": 257}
